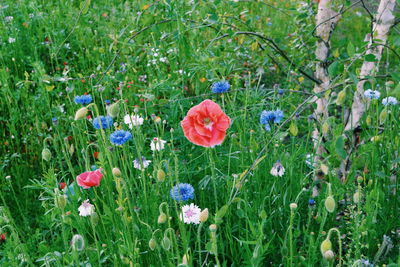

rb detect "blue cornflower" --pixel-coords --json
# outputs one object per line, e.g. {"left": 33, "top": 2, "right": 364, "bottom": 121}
{"left": 260, "top": 109, "right": 284, "bottom": 131}
{"left": 93, "top": 116, "right": 113, "bottom": 129}
{"left": 211, "top": 81, "right": 230, "bottom": 93}
{"left": 74, "top": 95, "right": 93, "bottom": 105}
{"left": 382, "top": 96, "right": 398, "bottom": 106}
{"left": 91, "top": 165, "right": 97, "bottom": 171}
{"left": 308, "top": 199, "right": 315, "bottom": 206}
{"left": 110, "top": 130, "right": 132, "bottom": 145}
{"left": 363, "top": 89, "right": 380, "bottom": 100}
{"left": 170, "top": 183, "right": 195, "bottom": 202}
{"left": 105, "top": 99, "right": 111, "bottom": 105}
{"left": 52, "top": 117, "right": 58, "bottom": 125}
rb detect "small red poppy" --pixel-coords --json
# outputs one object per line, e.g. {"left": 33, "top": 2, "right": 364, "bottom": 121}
{"left": 59, "top": 182, "right": 66, "bottom": 190}
{"left": 93, "top": 151, "right": 99, "bottom": 159}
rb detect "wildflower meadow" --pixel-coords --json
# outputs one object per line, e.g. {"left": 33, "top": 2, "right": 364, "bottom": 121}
{"left": 1, "top": 0, "right": 400, "bottom": 266}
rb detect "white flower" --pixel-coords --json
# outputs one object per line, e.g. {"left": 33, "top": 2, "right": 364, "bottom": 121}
{"left": 364, "top": 89, "right": 381, "bottom": 100}
{"left": 150, "top": 138, "right": 167, "bottom": 151}
{"left": 133, "top": 157, "right": 151, "bottom": 170}
{"left": 180, "top": 203, "right": 201, "bottom": 224}
{"left": 8, "top": 37, "right": 16, "bottom": 43}
{"left": 270, "top": 161, "right": 285, "bottom": 177}
{"left": 159, "top": 57, "right": 168, "bottom": 63}
{"left": 5, "top": 16, "right": 13, "bottom": 23}
{"left": 124, "top": 114, "right": 144, "bottom": 128}
{"left": 382, "top": 96, "right": 398, "bottom": 106}
{"left": 78, "top": 200, "right": 95, "bottom": 217}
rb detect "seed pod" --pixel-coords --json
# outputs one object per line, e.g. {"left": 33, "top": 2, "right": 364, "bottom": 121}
{"left": 325, "top": 196, "right": 336, "bottom": 213}
{"left": 158, "top": 212, "right": 167, "bottom": 224}
{"left": 320, "top": 239, "right": 332, "bottom": 255}
{"left": 42, "top": 148, "right": 52, "bottom": 161}
{"left": 199, "top": 208, "right": 209, "bottom": 223}
{"left": 157, "top": 169, "right": 166, "bottom": 182}
{"left": 289, "top": 203, "right": 298, "bottom": 210}
{"left": 74, "top": 107, "right": 88, "bottom": 120}
{"left": 148, "top": 238, "right": 157, "bottom": 251}
{"left": 112, "top": 167, "right": 122, "bottom": 177}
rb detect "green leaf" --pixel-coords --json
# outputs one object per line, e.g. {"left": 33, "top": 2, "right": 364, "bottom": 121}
{"left": 215, "top": 205, "right": 229, "bottom": 224}
{"left": 365, "top": 54, "right": 377, "bottom": 62}
{"left": 335, "top": 136, "right": 347, "bottom": 159}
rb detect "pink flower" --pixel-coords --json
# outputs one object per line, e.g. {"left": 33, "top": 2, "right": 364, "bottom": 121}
{"left": 76, "top": 169, "right": 103, "bottom": 189}
{"left": 181, "top": 99, "right": 231, "bottom": 147}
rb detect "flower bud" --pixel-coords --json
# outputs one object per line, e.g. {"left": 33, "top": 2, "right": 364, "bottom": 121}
{"left": 379, "top": 108, "right": 388, "bottom": 123}
{"left": 289, "top": 203, "right": 298, "bottom": 210}
{"left": 353, "top": 191, "right": 362, "bottom": 204}
{"left": 336, "top": 89, "right": 346, "bottom": 105}
{"left": 322, "top": 122, "right": 330, "bottom": 135}
{"left": 182, "top": 254, "right": 189, "bottom": 265}
{"left": 158, "top": 212, "right": 167, "bottom": 224}
{"left": 42, "top": 148, "right": 52, "bottom": 161}
{"left": 107, "top": 102, "right": 120, "bottom": 118}
{"left": 55, "top": 194, "right": 67, "bottom": 209}
{"left": 320, "top": 239, "right": 332, "bottom": 255}
{"left": 74, "top": 107, "right": 88, "bottom": 120}
{"left": 90, "top": 212, "right": 99, "bottom": 226}
{"left": 112, "top": 167, "right": 122, "bottom": 177}
{"left": 157, "top": 169, "right": 166, "bottom": 182}
{"left": 199, "top": 208, "right": 209, "bottom": 223}
{"left": 323, "top": 250, "right": 335, "bottom": 261}
{"left": 148, "top": 238, "right": 157, "bottom": 251}
{"left": 161, "top": 236, "right": 171, "bottom": 250}
{"left": 71, "top": 234, "right": 85, "bottom": 251}
{"left": 366, "top": 115, "right": 372, "bottom": 126}
{"left": 209, "top": 224, "right": 218, "bottom": 232}
{"left": 324, "top": 196, "right": 335, "bottom": 213}
{"left": 357, "top": 176, "right": 364, "bottom": 183}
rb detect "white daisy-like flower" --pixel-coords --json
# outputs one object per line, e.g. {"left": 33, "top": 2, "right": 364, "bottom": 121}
{"left": 382, "top": 96, "right": 398, "bottom": 106}
{"left": 150, "top": 138, "right": 167, "bottom": 151}
{"left": 124, "top": 114, "right": 144, "bottom": 128}
{"left": 8, "top": 37, "right": 16, "bottom": 43}
{"left": 180, "top": 203, "right": 201, "bottom": 224}
{"left": 270, "top": 161, "right": 285, "bottom": 177}
{"left": 133, "top": 157, "right": 151, "bottom": 170}
{"left": 78, "top": 200, "right": 95, "bottom": 217}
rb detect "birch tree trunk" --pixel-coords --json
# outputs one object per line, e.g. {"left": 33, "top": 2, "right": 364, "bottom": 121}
{"left": 312, "top": 0, "right": 339, "bottom": 196}
{"left": 344, "top": 0, "right": 396, "bottom": 131}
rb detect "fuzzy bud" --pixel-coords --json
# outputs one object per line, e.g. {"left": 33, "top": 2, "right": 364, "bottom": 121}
{"left": 322, "top": 122, "right": 330, "bottom": 135}
{"left": 148, "top": 238, "right": 157, "bottom": 251}
{"left": 90, "top": 212, "right": 99, "bottom": 226}
{"left": 107, "top": 102, "right": 120, "bottom": 118}
{"left": 199, "top": 208, "right": 209, "bottom": 223}
{"left": 357, "top": 176, "right": 364, "bottom": 183}
{"left": 366, "top": 115, "right": 372, "bottom": 126}
{"left": 71, "top": 234, "right": 85, "bottom": 251}
{"left": 157, "top": 169, "right": 166, "bottom": 182}
{"left": 323, "top": 250, "right": 335, "bottom": 261}
{"left": 320, "top": 239, "right": 332, "bottom": 255}
{"left": 161, "top": 236, "right": 171, "bottom": 251}
{"left": 353, "top": 191, "right": 362, "bottom": 204}
{"left": 55, "top": 194, "right": 67, "bottom": 209}
{"left": 379, "top": 108, "right": 388, "bottom": 123}
{"left": 289, "top": 203, "right": 298, "bottom": 210}
{"left": 209, "top": 224, "right": 218, "bottom": 232}
{"left": 336, "top": 89, "right": 346, "bottom": 105}
{"left": 42, "top": 148, "right": 52, "bottom": 161}
{"left": 182, "top": 254, "right": 189, "bottom": 265}
{"left": 325, "top": 196, "right": 335, "bottom": 213}
{"left": 158, "top": 212, "right": 167, "bottom": 224}
{"left": 74, "top": 107, "right": 88, "bottom": 120}
{"left": 112, "top": 167, "right": 122, "bottom": 177}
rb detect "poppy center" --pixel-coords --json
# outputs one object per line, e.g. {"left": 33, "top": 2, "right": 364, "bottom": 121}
{"left": 203, "top": 117, "right": 213, "bottom": 129}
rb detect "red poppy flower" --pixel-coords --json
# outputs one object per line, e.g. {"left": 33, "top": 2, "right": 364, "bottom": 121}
{"left": 181, "top": 99, "right": 231, "bottom": 147}
{"left": 59, "top": 182, "right": 66, "bottom": 190}
{"left": 0, "top": 233, "right": 6, "bottom": 242}
{"left": 77, "top": 169, "right": 103, "bottom": 189}
{"left": 93, "top": 151, "right": 99, "bottom": 159}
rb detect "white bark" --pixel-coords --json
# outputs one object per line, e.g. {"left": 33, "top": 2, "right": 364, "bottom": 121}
{"left": 344, "top": 0, "right": 396, "bottom": 131}
{"left": 312, "top": 0, "right": 339, "bottom": 193}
